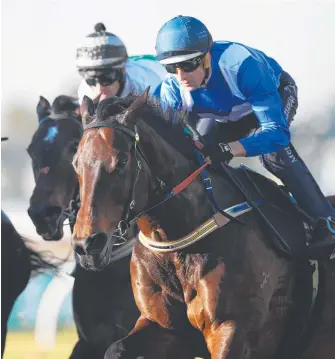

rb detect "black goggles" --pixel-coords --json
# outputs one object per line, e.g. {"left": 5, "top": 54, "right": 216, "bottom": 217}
{"left": 82, "top": 70, "right": 120, "bottom": 87}
{"left": 163, "top": 55, "right": 204, "bottom": 74}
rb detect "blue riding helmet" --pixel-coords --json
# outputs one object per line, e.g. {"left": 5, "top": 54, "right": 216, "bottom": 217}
{"left": 155, "top": 15, "right": 213, "bottom": 65}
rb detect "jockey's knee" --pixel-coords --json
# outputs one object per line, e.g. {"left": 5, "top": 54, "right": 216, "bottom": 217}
{"left": 259, "top": 143, "right": 304, "bottom": 179}
{"left": 278, "top": 71, "right": 298, "bottom": 125}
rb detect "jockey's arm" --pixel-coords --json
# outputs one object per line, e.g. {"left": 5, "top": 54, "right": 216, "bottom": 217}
{"left": 229, "top": 58, "right": 290, "bottom": 158}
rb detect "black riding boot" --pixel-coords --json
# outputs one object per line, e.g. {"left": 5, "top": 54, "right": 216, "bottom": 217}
{"left": 261, "top": 143, "right": 335, "bottom": 258}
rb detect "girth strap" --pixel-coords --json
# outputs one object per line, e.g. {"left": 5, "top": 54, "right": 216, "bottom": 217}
{"left": 138, "top": 201, "right": 257, "bottom": 252}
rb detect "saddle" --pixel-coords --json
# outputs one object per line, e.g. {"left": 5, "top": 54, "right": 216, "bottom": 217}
{"left": 185, "top": 122, "right": 325, "bottom": 260}
{"left": 228, "top": 165, "right": 308, "bottom": 257}
{"left": 223, "top": 164, "right": 332, "bottom": 261}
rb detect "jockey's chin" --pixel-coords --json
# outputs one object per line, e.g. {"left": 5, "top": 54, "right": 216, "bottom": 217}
{"left": 179, "top": 82, "right": 200, "bottom": 92}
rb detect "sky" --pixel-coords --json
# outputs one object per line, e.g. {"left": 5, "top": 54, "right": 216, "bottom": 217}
{"left": 2, "top": 0, "right": 335, "bottom": 119}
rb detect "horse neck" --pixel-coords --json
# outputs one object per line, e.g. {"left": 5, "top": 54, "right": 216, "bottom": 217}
{"left": 137, "top": 121, "right": 214, "bottom": 241}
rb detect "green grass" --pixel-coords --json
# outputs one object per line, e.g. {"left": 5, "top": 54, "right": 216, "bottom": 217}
{"left": 4, "top": 330, "right": 205, "bottom": 359}
{"left": 3, "top": 330, "right": 78, "bottom": 359}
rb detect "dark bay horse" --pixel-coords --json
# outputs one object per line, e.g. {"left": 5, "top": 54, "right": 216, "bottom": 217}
{"left": 27, "top": 95, "right": 140, "bottom": 359}
{"left": 27, "top": 95, "right": 82, "bottom": 240}
{"left": 1, "top": 210, "right": 57, "bottom": 357}
{"left": 72, "top": 91, "right": 335, "bottom": 359}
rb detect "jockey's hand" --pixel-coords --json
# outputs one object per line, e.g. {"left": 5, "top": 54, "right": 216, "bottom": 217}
{"left": 201, "top": 142, "right": 234, "bottom": 165}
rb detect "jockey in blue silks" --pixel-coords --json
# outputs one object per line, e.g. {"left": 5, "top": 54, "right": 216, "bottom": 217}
{"left": 155, "top": 15, "right": 335, "bottom": 251}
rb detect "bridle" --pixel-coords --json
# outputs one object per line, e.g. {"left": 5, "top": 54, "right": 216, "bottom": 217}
{"left": 83, "top": 117, "right": 240, "bottom": 242}
{"left": 84, "top": 119, "right": 167, "bottom": 239}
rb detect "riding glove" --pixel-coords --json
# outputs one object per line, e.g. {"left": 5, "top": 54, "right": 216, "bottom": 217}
{"left": 201, "top": 142, "right": 234, "bottom": 165}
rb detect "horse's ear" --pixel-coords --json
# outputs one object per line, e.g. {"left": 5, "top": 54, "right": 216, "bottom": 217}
{"left": 80, "top": 96, "right": 95, "bottom": 127}
{"left": 122, "top": 87, "right": 150, "bottom": 125}
{"left": 37, "top": 96, "right": 51, "bottom": 122}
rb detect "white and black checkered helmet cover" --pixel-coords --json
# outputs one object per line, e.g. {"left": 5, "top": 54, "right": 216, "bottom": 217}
{"left": 76, "top": 23, "right": 128, "bottom": 71}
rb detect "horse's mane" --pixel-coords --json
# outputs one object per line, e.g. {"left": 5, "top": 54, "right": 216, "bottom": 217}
{"left": 95, "top": 94, "right": 195, "bottom": 159}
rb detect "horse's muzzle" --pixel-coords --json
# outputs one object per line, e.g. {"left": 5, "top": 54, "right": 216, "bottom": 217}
{"left": 73, "top": 232, "right": 117, "bottom": 271}
{"left": 28, "top": 204, "right": 63, "bottom": 240}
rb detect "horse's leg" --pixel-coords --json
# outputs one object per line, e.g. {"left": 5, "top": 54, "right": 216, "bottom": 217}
{"left": 72, "top": 259, "right": 139, "bottom": 357}
{"left": 104, "top": 316, "right": 200, "bottom": 359}
{"left": 203, "top": 320, "right": 254, "bottom": 359}
{"left": 195, "top": 242, "right": 289, "bottom": 359}
{"left": 291, "top": 195, "right": 335, "bottom": 359}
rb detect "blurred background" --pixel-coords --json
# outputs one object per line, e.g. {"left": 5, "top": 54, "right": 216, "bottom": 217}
{"left": 1, "top": 0, "right": 335, "bottom": 358}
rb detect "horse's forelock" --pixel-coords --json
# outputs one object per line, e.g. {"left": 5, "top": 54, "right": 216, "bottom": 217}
{"left": 52, "top": 95, "right": 79, "bottom": 114}
{"left": 96, "top": 96, "right": 137, "bottom": 122}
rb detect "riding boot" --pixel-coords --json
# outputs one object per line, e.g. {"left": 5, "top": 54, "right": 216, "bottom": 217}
{"left": 260, "top": 142, "right": 335, "bottom": 257}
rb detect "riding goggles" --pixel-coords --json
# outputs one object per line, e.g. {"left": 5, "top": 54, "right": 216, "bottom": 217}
{"left": 163, "top": 55, "right": 205, "bottom": 74}
{"left": 82, "top": 70, "right": 120, "bottom": 87}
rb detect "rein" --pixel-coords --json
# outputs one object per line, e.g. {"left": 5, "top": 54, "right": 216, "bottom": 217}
{"left": 83, "top": 119, "right": 245, "bottom": 248}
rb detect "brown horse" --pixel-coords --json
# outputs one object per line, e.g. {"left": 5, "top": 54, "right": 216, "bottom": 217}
{"left": 73, "top": 91, "right": 335, "bottom": 359}
{"left": 27, "top": 95, "right": 140, "bottom": 359}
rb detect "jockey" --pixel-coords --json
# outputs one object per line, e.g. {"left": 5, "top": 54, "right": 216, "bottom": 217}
{"left": 155, "top": 15, "right": 335, "bottom": 251}
{"left": 76, "top": 23, "right": 167, "bottom": 104}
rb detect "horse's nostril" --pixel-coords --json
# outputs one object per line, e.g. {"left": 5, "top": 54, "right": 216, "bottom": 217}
{"left": 29, "top": 205, "right": 62, "bottom": 222}
{"left": 45, "top": 206, "right": 62, "bottom": 219}
{"left": 45, "top": 213, "right": 60, "bottom": 223}
{"left": 75, "top": 245, "right": 86, "bottom": 256}
{"left": 86, "top": 233, "right": 108, "bottom": 252}
{"left": 28, "top": 205, "right": 44, "bottom": 220}
{"left": 28, "top": 206, "right": 64, "bottom": 238}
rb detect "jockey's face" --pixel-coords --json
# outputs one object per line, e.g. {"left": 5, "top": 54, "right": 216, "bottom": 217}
{"left": 90, "top": 82, "right": 121, "bottom": 102}
{"left": 175, "top": 66, "right": 205, "bottom": 91}
{"left": 173, "top": 53, "right": 210, "bottom": 92}
{"left": 83, "top": 68, "right": 125, "bottom": 102}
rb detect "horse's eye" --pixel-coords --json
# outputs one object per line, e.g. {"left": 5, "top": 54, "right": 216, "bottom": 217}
{"left": 116, "top": 154, "right": 128, "bottom": 168}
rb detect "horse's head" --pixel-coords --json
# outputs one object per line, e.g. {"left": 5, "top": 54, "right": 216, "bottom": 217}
{"left": 72, "top": 90, "right": 198, "bottom": 270}
{"left": 27, "top": 95, "right": 82, "bottom": 240}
